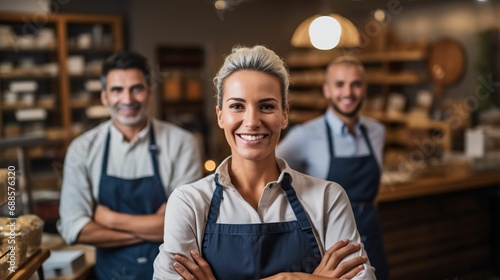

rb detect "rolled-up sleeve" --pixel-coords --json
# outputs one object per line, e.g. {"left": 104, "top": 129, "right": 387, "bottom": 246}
{"left": 153, "top": 188, "right": 200, "bottom": 280}
{"left": 325, "top": 184, "right": 376, "bottom": 279}
{"left": 56, "top": 139, "right": 94, "bottom": 244}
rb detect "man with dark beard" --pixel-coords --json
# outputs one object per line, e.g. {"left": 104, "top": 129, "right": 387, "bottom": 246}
{"left": 277, "top": 56, "right": 389, "bottom": 280}
{"left": 57, "top": 51, "right": 202, "bottom": 280}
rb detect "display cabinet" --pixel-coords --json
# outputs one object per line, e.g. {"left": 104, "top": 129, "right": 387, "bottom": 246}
{"left": 157, "top": 46, "right": 210, "bottom": 161}
{"left": 0, "top": 12, "right": 122, "bottom": 208}
{"left": 62, "top": 14, "right": 123, "bottom": 135}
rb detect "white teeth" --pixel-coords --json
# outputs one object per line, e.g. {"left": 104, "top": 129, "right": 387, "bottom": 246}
{"left": 240, "top": 135, "right": 265, "bottom": 141}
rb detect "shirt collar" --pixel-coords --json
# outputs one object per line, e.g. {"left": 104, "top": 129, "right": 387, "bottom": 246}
{"left": 215, "top": 156, "right": 294, "bottom": 189}
{"left": 109, "top": 120, "right": 151, "bottom": 143}
{"left": 325, "top": 110, "right": 364, "bottom": 136}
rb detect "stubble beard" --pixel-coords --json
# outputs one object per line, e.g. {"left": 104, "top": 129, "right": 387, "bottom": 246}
{"left": 108, "top": 103, "right": 148, "bottom": 126}
{"left": 329, "top": 98, "right": 363, "bottom": 118}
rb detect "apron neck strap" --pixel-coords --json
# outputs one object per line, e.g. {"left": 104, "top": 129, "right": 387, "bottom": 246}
{"left": 209, "top": 173, "right": 313, "bottom": 232}
{"left": 148, "top": 123, "right": 161, "bottom": 177}
{"left": 280, "top": 173, "right": 312, "bottom": 231}
{"left": 101, "top": 128, "right": 112, "bottom": 175}
{"left": 207, "top": 174, "right": 224, "bottom": 223}
{"left": 324, "top": 118, "right": 375, "bottom": 155}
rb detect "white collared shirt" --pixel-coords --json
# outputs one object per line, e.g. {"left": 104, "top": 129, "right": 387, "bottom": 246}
{"left": 57, "top": 119, "right": 203, "bottom": 244}
{"left": 276, "top": 110, "right": 385, "bottom": 179}
{"left": 152, "top": 157, "right": 376, "bottom": 279}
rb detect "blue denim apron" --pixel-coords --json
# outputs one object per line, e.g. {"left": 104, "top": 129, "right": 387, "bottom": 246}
{"left": 325, "top": 119, "right": 389, "bottom": 280}
{"left": 202, "top": 173, "right": 321, "bottom": 279}
{"left": 95, "top": 124, "right": 166, "bottom": 280}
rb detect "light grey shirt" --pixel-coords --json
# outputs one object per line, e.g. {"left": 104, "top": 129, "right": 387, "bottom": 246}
{"left": 153, "top": 156, "right": 376, "bottom": 279}
{"left": 276, "top": 110, "right": 385, "bottom": 180}
{"left": 57, "top": 119, "right": 203, "bottom": 244}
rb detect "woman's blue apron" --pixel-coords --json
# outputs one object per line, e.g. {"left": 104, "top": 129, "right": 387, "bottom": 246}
{"left": 95, "top": 124, "right": 166, "bottom": 280}
{"left": 325, "top": 119, "right": 389, "bottom": 280}
{"left": 202, "top": 173, "right": 321, "bottom": 279}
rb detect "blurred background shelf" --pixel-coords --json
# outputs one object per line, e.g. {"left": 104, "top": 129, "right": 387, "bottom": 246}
{"left": 0, "top": 13, "right": 123, "bottom": 220}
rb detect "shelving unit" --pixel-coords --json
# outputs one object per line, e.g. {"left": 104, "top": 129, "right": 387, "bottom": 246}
{"left": 285, "top": 45, "right": 451, "bottom": 169}
{"left": 0, "top": 12, "right": 123, "bottom": 208}
{"left": 157, "top": 46, "right": 210, "bottom": 160}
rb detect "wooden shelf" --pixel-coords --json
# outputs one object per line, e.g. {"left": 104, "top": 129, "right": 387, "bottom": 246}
{"left": 285, "top": 48, "right": 428, "bottom": 68}
{"left": 290, "top": 69, "right": 426, "bottom": 87}
{"left": 289, "top": 91, "right": 327, "bottom": 110}
{"left": 69, "top": 73, "right": 101, "bottom": 79}
{"left": 289, "top": 70, "right": 324, "bottom": 87}
{"left": 1, "top": 102, "right": 56, "bottom": 111}
{"left": 288, "top": 110, "right": 323, "bottom": 124}
{"left": 362, "top": 111, "right": 408, "bottom": 123}
{"left": 6, "top": 249, "right": 50, "bottom": 280}
{"left": 0, "top": 47, "right": 58, "bottom": 52}
{"left": 365, "top": 71, "right": 426, "bottom": 85}
{"left": 0, "top": 13, "right": 122, "bottom": 214}
{"left": 0, "top": 72, "right": 58, "bottom": 79}
{"left": 68, "top": 47, "right": 115, "bottom": 53}
{"left": 357, "top": 49, "right": 428, "bottom": 63}
{"left": 70, "top": 99, "right": 100, "bottom": 109}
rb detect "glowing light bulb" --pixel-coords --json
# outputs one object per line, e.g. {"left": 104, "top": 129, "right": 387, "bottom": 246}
{"left": 214, "top": 0, "right": 226, "bottom": 10}
{"left": 204, "top": 160, "right": 217, "bottom": 172}
{"left": 374, "top": 9, "right": 387, "bottom": 22}
{"left": 308, "top": 16, "right": 342, "bottom": 50}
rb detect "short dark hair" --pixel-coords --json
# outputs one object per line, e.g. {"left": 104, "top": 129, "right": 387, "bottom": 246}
{"left": 101, "top": 51, "right": 150, "bottom": 89}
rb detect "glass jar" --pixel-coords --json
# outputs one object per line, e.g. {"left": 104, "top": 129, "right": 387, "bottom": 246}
{"left": 17, "top": 215, "right": 44, "bottom": 257}
{"left": 0, "top": 217, "right": 29, "bottom": 269}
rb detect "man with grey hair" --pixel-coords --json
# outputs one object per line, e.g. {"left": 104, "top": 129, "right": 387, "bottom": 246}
{"left": 57, "top": 51, "right": 203, "bottom": 280}
{"left": 277, "top": 56, "right": 389, "bottom": 280}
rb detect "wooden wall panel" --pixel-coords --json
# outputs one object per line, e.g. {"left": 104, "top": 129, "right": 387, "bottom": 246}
{"left": 378, "top": 187, "right": 495, "bottom": 280}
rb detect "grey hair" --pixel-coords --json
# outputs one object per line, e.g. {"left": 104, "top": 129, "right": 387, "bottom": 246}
{"left": 213, "top": 45, "right": 289, "bottom": 110}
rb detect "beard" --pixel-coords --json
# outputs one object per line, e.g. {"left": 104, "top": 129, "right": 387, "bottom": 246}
{"left": 108, "top": 103, "right": 148, "bottom": 126}
{"left": 328, "top": 98, "right": 363, "bottom": 118}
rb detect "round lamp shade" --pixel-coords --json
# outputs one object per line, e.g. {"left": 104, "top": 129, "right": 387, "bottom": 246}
{"left": 291, "top": 13, "right": 361, "bottom": 49}
{"left": 309, "top": 16, "right": 342, "bottom": 50}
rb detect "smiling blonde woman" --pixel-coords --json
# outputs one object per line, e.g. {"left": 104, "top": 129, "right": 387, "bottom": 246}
{"left": 153, "top": 45, "right": 375, "bottom": 280}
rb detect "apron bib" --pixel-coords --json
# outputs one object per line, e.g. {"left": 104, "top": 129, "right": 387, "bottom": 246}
{"left": 202, "top": 173, "right": 321, "bottom": 279}
{"left": 96, "top": 124, "right": 166, "bottom": 280}
{"left": 325, "top": 118, "right": 389, "bottom": 280}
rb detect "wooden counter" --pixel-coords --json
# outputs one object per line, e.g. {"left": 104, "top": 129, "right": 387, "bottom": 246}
{"left": 375, "top": 166, "right": 500, "bottom": 280}
{"left": 45, "top": 245, "right": 95, "bottom": 280}
{"left": 7, "top": 249, "right": 50, "bottom": 280}
{"left": 377, "top": 167, "right": 500, "bottom": 202}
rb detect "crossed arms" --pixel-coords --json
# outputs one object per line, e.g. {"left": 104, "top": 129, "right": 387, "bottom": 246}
{"left": 76, "top": 203, "right": 166, "bottom": 248}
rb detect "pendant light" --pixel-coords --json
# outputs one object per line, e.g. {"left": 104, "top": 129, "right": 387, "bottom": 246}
{"left": 291, "top": 13, "right": 361, "bottom": 50}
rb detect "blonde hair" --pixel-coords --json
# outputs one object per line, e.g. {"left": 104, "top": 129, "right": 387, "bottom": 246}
{"left": 327, "top": 55, "right": 363, "bottom": 69}
{"left": 325, "top": 55, "right": 365, "bottom": 83}
{"left": 213, "top": 45, "right": 289, "bottom": 109}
